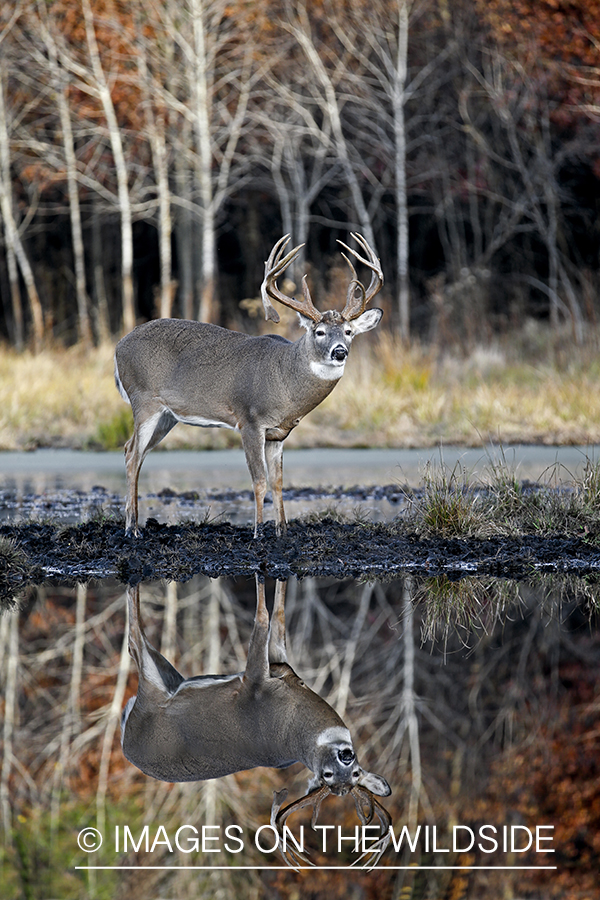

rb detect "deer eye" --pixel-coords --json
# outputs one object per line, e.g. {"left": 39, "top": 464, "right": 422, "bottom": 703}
{"left": 316, "top": 329, "right": 325, "bottom": 337}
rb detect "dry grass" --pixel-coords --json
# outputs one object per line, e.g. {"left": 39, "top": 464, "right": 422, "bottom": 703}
{"left": 1, "top": 323, "right": 600, "bottom": 450}
{"left": 0, "top": 343, "right": 119, "bottom": 450}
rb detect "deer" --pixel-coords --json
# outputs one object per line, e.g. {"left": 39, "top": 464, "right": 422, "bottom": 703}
{"left": 114, "top": 233, "right": 384, "bottom": 536}
{"left": 121, "top": 579, "right": 392, "bottom": 868}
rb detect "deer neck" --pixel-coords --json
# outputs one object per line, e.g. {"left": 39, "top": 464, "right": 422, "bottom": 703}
{"left": 289, "top": 334, "right": 344, "bottom": 394}
{"left": 263, "top": 665, "right": 350, "bottom": 770}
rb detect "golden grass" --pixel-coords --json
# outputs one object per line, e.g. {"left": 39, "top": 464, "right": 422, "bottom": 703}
{"left": 1, "top": 326, "right": 600, "bottom": 451}
{"left": 0, "top": 343, "right": 119, "bottom": 449}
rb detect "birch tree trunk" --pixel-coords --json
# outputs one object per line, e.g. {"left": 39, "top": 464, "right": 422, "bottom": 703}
{"left": 0, "top": 7, "right": 23, "bottom": 349}
{"left": 58, "top": 82, "right": 93, "bottom": 346}
{"left": 271, "top": 137, "right": 294, "bottom": 243}
{"left": 0, "top": 186, "right": 24, "bottom": 349}
{"left": 289, "top": 4, "right": 376, "bottom": 248}
{"left": 394, "top": 0, "right": 410, "bottom": 340}
{"left": 38, "top": 3, "right": 92, "bottom": 346}
{"left": 153, "top": 113, "right": 175, "bottom": 319}
{"left": 175, "top": 160, "right": 195, "bottom": 320}
{"left": 91, "top": 200, "right": 111, "bottom": 342}
{"left": 0, "top": 60, "right": 44, "bottom": 351}
{"left": 81, "top": 0, "right": 135, "bottom": 334}
{"left": 190, "top": 0, "right": 216, "bottom": 323}
{"left": 136, "top": 27, "right": 174, "bottom": 319}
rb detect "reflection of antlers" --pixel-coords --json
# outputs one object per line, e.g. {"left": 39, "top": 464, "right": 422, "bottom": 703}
{"left": 270, "top": 784, "right": 391, "bottom": 870}
{"left": 349, "top": 784, "right": 392, "bottom": 869}
{"left": 270, "top": 786, "right": 329, "bottom": 868}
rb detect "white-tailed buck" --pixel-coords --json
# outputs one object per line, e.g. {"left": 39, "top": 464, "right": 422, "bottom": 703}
{"left": 121, "top": 579, "right": 391, "bottom": 867}
{"left": 114, "top": 233, "right": 383, "bottom": 535}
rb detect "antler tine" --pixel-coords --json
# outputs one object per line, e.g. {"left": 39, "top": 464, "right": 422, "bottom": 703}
{"left": 349, "top": 785, "right": 392, "bottom": 870}
{"left": 270, "top": 785, "right": 331, "bottom": 869}
{"left": 338, "top": 233, "right": 384, "bottom": 320}
{"left": 261, "top": 236, "right": 322, "bottom": 324}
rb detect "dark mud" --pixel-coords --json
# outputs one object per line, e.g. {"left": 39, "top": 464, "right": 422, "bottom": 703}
{"left": 2, "top": 512, "right": 600, "bottom": 603}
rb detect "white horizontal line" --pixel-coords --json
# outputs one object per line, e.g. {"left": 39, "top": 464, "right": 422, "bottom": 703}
{"left": 76, "top": 865, "right": 558, "bottom": 871}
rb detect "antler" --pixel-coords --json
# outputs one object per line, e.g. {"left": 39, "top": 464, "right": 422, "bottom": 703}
{"left": 261, "top": 235, "right": 322, "bottom": 324}
{"left": 338, "top": 233, "right": 384, "bottom": 320}
{"left": 270, "top": 783, "right": 392, "bottom": 870}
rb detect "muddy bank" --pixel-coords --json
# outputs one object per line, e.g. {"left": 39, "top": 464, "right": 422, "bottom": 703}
{"left": 2, "top": 513, "right": 600, "bottom": 603}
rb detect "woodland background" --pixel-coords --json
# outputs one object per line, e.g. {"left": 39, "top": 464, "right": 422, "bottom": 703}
{"left": 2, "top": 5, "right": 600, "bottom": 898}
{"left": 1, "top": 0, "right": 600, "bottom": 352}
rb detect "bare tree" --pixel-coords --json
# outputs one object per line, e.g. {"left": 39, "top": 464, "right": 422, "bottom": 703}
{"left": 284, "top": 1, "right": 376, "bottom": 250}
{"left": 31, "top": 0, "right": 92, "bottom": 345}
{"left": 80, "top": 0, "right": 135, "bottom": 333}
{"left": 49, "top": 0, "right": 138, "bottom": 334}
{"left": 0, "top": 4, "right": 44, "bottom": 350}
{"left": 151, "top": 0, "right": 259, "bottom": 323}
{"left": 464, "top": 50, "right": 584, "bottom": 342}
{"left": 251, "top": 47, "right": 339, "bottom": 275}
{"left": 136, "top": 23, "right": 175, "bottom": 319}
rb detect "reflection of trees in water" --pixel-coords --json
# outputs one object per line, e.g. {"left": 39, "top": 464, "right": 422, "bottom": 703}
{"left": 0, "top": 574, "right": 599, "bottom": 897}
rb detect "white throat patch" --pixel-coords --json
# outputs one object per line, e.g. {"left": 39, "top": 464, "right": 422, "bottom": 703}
{"left": 310, "top": 359, "right": 345, "bottom": 381}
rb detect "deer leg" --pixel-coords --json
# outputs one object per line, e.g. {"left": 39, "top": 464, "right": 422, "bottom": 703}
{"left": 265, "top": 439, "right": 286, "bottom": 535}
{"left": 240, "top": 424, "right": 268, "bottom": 537}
{"left": 268, "top": 579, "right": 288, "bottom": 664}
{"left": 243, "top": 577, "right": 271, "bottom": 685}
{"left": 125, "top": 408, "right": 176, "bottom": 534}
{"left": 124, "top": 430, "right": 142, "bottom": 535}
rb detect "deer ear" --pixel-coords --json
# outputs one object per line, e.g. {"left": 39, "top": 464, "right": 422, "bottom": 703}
{"left": 357, "top": 768, "right": 391, "bottom": 796}
{"left": 297, "top": 311, "right": 315, "bottom": 331}
{"left": 350, "top": 308, "right": 383, "bottom": 333}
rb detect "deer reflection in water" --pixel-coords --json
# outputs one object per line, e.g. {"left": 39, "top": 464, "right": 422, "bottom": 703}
{"left": 121, "top": 579, "right": 392, "bottom": 867}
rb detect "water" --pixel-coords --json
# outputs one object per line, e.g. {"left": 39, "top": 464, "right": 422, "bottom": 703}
{"left": 0, "top": 573, "right": 596, "bottom": 898}
{"left": 0, "top": 443, "right": 597, "bottom": 525}
{"left": 1, "top": 446, "right": 599, "bottom": 897}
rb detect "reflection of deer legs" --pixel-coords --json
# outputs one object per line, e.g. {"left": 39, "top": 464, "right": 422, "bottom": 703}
{"left": 245, "top": 579, "right": 288, "bottom": 683}
{"left": 244, "top": 577, "right": 271, "bottom": 685}
{"left": 126, "top": 585, "right": 183, "bottom": 699}
{"left": 268, "top": 580, "right": 288, "bottom": 664}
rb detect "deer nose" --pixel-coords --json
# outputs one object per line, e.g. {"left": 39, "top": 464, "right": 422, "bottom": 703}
{"left": 331, "top": 345, "right": 348, "bottom": 362}
{"left": 330, "top": 783, "right": 352, "bottom": 796}
{"left": 338, "top": 748, "right": 355, "bottom": 766}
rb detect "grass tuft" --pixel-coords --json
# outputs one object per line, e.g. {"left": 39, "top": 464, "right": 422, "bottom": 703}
{"left": 408, "top": 461, "right": 482, "bottom": 538}
{"left": 396, "top": 451, "right": 600, "bottom": 541}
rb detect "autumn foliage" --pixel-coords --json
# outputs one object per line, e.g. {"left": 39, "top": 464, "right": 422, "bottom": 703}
{"left": 0, "top": 0, "right": 599, "bottom": 347}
